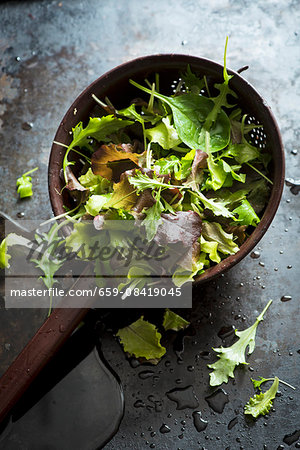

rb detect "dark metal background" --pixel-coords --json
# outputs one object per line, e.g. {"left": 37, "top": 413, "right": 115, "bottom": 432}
{"left": 0, "top": 1, "right": 299, "bottom": 449}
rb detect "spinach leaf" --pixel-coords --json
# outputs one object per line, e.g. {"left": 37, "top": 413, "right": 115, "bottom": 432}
{"left": 130, "top": 80, "right": 230, "bottom": 152}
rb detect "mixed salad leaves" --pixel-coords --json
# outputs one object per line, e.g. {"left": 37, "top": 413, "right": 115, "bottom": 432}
{"left": 58, "top": 38, "right": 272, "bottom": 283}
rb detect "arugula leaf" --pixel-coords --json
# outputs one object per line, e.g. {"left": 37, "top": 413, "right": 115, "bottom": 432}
{"left": 145, "top": 115, "right": 181, "bottom": 149}
{"left": 16, "top": 167, "right": 38, "bottom": 198}
{"left": 85, "top": 194, "right": 112, "bottom": 216}
{"left": 202, "top": 37, "right": 237, "bottom": 132}
{"left": 232, "top": 199, "right": 260, "bottom": 226}
{"left": 202, "top": 221, "right": 239, "bottom": 256}
{"left": 163, "top": 309, "right": 190, "bottom": 331}
{"left": 128, "top": 171, "right": 175, "bottom": 192}
{"left": 192, "top": 191, "right": 234, "bottom": 219}
{"left": 155, "top": 155, "right": 181, "bottom": 176}
{"left": 130, "top": 80, "right": 230, "bottom": 151}
{"left": 244, "top": 377, "right": 279, "bottom": 419}
{"left": 79, "top": 168, "right": 111, "bottom": 194}
{"left": 247, "top": 179, "right": 270, "bottom": 214}
{"left": 116, "top": 316, "right": 166, "bottom": 361}
{"left": 223, "top": 142, "right": 260, "bottom": 165}
{"left": 208, "top": 300, "right": 272, "bottom": 386}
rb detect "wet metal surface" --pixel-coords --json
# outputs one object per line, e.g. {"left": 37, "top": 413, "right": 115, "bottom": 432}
{"left": 0, "top": 1, "right": 299, "bottom": 449}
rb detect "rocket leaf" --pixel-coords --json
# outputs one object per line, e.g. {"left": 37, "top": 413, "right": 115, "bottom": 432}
{"left": 208, "top": 300, "right": 272, "bottom": 386}
{"left": 116, "top": 316, "right": 166, "bottom": 361}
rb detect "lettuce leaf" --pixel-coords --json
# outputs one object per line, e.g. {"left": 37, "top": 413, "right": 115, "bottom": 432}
{"left": 232, "top": 199, "right": 260, "bottom": 226}
{"left": 85, "top": 194, "right": 112, "bottom": 216}
{"left": 79, "top": 168, "right": 111, "bottom": 194}
{"left": 208, "top": 300, "right": 272, "bottom": 386}
{"left": 202, "top": 222, "right": 239, "bottom": 255}
{"left": 244, "top": 377, "right": 279, "bottom": 419}
{"left": 163, "top": 309, "right": 190, "bottom": 331}
{"left": 145, "top": 115, "right": 181, "bottom": 149}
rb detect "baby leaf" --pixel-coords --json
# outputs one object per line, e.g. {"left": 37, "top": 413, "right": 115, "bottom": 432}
{"left": 163, "top": 309, "right": 190, "bottom": 332}
{"left": 116, "top": 316, "right": 166, "bottom": 361}
{"left": 232, "top": 199, "right": 260, "bottom": 226}
{"left": 16, "top": 167, "right": 38, "bottom": 198}
{"left": 130, "top": 80, "right": 230, "bottom": 151}
{"left": 201, "top": 221, "right": 239, "bottom": 256}
{"left": 208, "top": 300, "right": 272, "bottom": 386}
{"left": 200, "top": 235, "right": 221, "bottom": 263}
{"left": 79, "top": 168, "right": 111, "bottom": 194}
{"left": 244, "top": 377, "right": 279, "bottom": 419}
{"left": 0, "top": 233, "right": 32, "bottom": 269}
{"left": 142, "top": 195, "right": 164, "bottom": 241}
{"left": 85, "top": 194, "right": 112, "bottom": 216}
{"left": 145, "top": 115, "right": 182, "bottom": 149}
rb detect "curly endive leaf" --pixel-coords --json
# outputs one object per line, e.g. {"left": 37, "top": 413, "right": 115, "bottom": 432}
{"left": 116, "top": 316, "right": 166, "bottom": 361}
{"left": 244, "top": 377, "right": 279, "bottom": 418}
{"left": 163, "top": 309, "right": 190, "bottom": 332}
{"left": 208, "top": 300, "right": 272, "bottom": 386}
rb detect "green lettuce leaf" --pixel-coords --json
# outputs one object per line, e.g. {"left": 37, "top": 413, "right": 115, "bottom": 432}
{"left": 142, "top": 194, "right": 164, "bottom": 241}
{"left": 232, "top": 199, "right": 260, "bottom": 226}
{"left": 85, "top": 194, "right": 112, "bottom": 216}
{"left": 145, "top": 115, "right": 181, "bottom": 149}
{"left": 65, "top": 222, "right": 108, "bottom": 259}
{"left": 202, "top": 222, "right": 239, "bottom": 255}
{"left": 0, "top": 233, "right": 32, "bottom": 269}
{"left": 181, "top": 65, "right": 205, "bottom": 95}
{"left": 71, "top": 115, "right": 133, "bottom": 149}
{"left": 163, "top": 309, "right": 190, "bottom": 331}
{"left": 172, "top": 252, "right": 208, "bottom": 287}
{"left": 244, "top": 377, "right": 279, "bottom": 419}
{"left": 208, "top": 300, "right": 272, "bottom": 386}
{"left": 116, "top": 316, "right": 166, "bottom": 361}
{"left": 79, "top": 168, "right": 111, "bottom": 194}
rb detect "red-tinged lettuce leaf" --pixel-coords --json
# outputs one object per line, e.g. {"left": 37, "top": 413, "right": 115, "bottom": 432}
{"left": 116, "top": 316, "right": 166, "bottom": 361}
{"left": 91, "top": 143, "right": 144, "bottom": 181}
{"left": 163, "top": 309, "right": 190, "bottom": 332}
{"left": 132, "top": 189, "right": 156, "bottom": 213}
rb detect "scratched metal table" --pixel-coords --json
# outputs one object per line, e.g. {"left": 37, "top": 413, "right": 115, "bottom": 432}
{"left": 0, "top": 1, "right": 299, "bottom": 449}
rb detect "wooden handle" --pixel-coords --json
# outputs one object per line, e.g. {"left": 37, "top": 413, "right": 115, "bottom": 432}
{"left": 0, "top": 273, "right": 93, "bottom": 424}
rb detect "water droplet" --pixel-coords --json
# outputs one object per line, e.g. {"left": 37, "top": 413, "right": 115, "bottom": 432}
{"left": 291, "top": 149, "right": 298, "bottom": 155}
{"left": 205, "top": 389, "right": 229, "bottom": 413}
{"left": 22, "top": 121, "right": 33, "bottom": 131}
{"left": 181, "top": 40, "right": 188, "bottom": 45}
{"left": 178, "top": 433, "right": 184, "bottom": 439}
{"left": 285, "top": 178, "right": 300, "bottom": 195}
{"left": 259, "top": 261, "right": 265, "bottom": 267}
{"left": 149, "top": 444, "right": 155, "bottom": 448}
{"left": 59, "top": 324, "right": 65, "bottom": 333}
{"left": 197, "top": 351, "right": 210, "bottom": 360}
{"left": 4, "top": 343, "right": 11, "bottom": 351}
{"left": 287, "top": 265, "right": 292, "bottom": 269}
{"left": 187, "top": 365, "right": 194, "bottom": 372}
{"left": 17, "top": 211, "right": 25, "bottom": 218}
{"left": 129, "top": 358, "right": 140, "bottom": 368}
{"left": 217, "top": 325, "right": 235, "bottom": 340}
{"left": 176, "top": 378, "right": 183, "bottom": 384}
{"left": 193, "top": 411, "right": 208, "bottom": 432}
{"left": 281, "top": 295, "right": 292, "bottom": 302}
{"left": 15, "top": 56, "right": 21, "bottom": 61}
{"left": 139, "top": 370, "right": 155, "bottom": 380}
{"left": 283, "top": 430, "right": 300, "bottom": 445}
{"left": 134, "top": 399, "right": 145, "bottom": 408}
{"left": 166, "top": 386, "right": 199, "bottom": 410}
{"left": 159, "top": 424, "right": 171, "bottom": 434}
{"left": 289, "top": 351, "right": 293, "bottom": 356}
{"left": 228, "top": 417, "right": 238, "bottom": 430}
{"left": 250, "top": 250, "right": 260, "bottom": 259}
{"left": 150, "top": 431, "right": 156, "bottom": 437}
